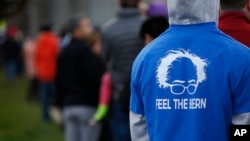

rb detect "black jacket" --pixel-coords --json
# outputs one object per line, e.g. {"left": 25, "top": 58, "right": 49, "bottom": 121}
{"left": 55, "top": 38, "right": 104, "bottom": 108}
{"left": 1, "top": 37, "right": 21, "bottom": 62}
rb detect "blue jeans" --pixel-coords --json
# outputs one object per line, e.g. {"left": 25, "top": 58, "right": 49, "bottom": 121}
{"left": 4, "top": 61, "right": 17, "bottom": 82}
{"left": 110, "top": 101, "right": 131, "bottom": 141}
{"left": 39, "top": 82, "right": 54, "bottom": 122}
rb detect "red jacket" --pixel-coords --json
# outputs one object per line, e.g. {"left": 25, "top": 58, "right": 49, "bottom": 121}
{"left": 219, "top": 11, "right": 250, "bottom": 47}
{"left": 35, "top": 32, "right": 59, "bottom": 82}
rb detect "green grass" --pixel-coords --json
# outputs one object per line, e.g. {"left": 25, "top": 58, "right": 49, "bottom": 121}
{"left": 0, "top": 69, "right": 64, "bottom": 141}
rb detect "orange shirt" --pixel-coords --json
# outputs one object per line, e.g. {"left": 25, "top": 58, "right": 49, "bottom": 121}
{"left": 34, "top": 32, "right": 59, "bottom": 82}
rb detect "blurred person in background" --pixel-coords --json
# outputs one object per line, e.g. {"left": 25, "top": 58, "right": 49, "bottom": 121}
{"left": 0, "top": 25, "right": 21, "bottom": 83}
{"left": 14, "top": 27, "right": 24, "bottom": 75}
{"left": 0, "top": 19, "right": 7, "bottom": 66}
{"left": 140, "top": 0, "right": 169, "bottom": 45}
{"left": 140, "top": 16, "right": 169, "bottom": 45}
{"left": 86, "top": 31, "right": 113, "bottom": 141}
{"left": 0, "top": 19, "right": 7, "bottom": 46}
{"left": 86, "top": 31, "right": 102, "bottom": 58}
{"left": 147, "top": 0, "right": 168, "bottom": 18}
{"left": 219, "top": 0, "right": 250, "bottom": 47}
{"left": 138, "top": 1, "right": 149, "bottom": 17}
{"left": 130, "top": 0, "right": 250, "bottom": 140}
{"left": 101, "top": 0, "right": 144, "bottom": 140}
{"left": 22, "top": 36, "right": 39, "bottom": 102}
{"left": 58, "top": 22, "right": 72, "bottom": 50}
{"left": 34, "top": 23, "right": 59, "bottom": 122}
{"left": 55, "top": 14, "right": 104, "bottom": 141}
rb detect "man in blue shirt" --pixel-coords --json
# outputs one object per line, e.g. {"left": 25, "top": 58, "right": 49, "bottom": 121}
{"left": 130, "top": 0, "right": 250, "bottom": 141}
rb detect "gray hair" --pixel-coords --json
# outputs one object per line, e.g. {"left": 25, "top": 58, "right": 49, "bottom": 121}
{"left": 67, "top": 13, "right": 87, "bottom": 33}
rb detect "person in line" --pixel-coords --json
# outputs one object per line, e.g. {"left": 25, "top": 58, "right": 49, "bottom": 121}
{"left": 140, "top": 16, "right": 169, "bottom": 45}
{"left": 219, "top": 0, "right": 250, "bottom": 47}
{"left": 55, "top": 14, "right": 104, "bottom": 141}
{"left": 101, "top": 0, "right": 144, "bottom": 140}
{"left": 22, "top": 36, "right": 39, "bottom": 102}
{"left": 87, "top": 2, "right": 168, "bottom": 140}
{"left": 138, "top": 1, "right": 149, "bottom": 17}
{"left": 58, "top": 22, "right": 72, "bottom": 50}
{"left": 34, "top": 23, "right": 59, "bottom": 122}
{"left": 1, "top": 25, "right": 21, "bottom": 83}
{"left": 130, "top": 0, "right": 250, "bottom": 140}
{"left": 86, "top": 31, "right": 113, "bottom": 141}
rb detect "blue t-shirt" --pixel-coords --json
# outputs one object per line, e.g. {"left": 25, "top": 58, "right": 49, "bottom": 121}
{"left": 130, "top": 22, "right": 250, "bottom": 141}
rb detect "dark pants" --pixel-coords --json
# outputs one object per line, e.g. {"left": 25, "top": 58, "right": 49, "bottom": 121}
{"left": 39, "top": 82, "right": 54, "bottom": 122}
{"left": 26, "top": 78, "right": 39, "bottom": 102}
{"left": 3, "top": 61, "right": 17, "bottom": 82}
{"left": 109, "top": 101, "right": 131, "bottom": 141}
{"left": 99, "top": 117, "right": 113, "bottom": 141}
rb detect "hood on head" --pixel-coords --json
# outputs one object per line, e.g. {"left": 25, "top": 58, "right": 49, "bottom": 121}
{"left": 167, "top": 0, "right": 220, "bottom": 25}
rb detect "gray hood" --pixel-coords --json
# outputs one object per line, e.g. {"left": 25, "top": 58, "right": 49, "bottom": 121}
{"left": 167, "top": 0, "right": 220, "bottom": 25}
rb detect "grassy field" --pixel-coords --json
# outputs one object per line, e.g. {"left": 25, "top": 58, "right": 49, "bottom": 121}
{"left": 0, "top": 70, "right": 64, "bottom": 141}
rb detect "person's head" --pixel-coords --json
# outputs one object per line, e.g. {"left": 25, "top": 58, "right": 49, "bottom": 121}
{"left": 7, "top": 25, "right": 17, "bottom": 38}
{"left": 68, "top": 14, "right": 93, "bottom": 40}
{"left": 220, "top": 0, "right": 248, "bottom": 10}
{"left": 119, "top": 0, "right": 141, "bottom": 8}
{"left": 140, "top": 16, "right": 169, "bottom": 45}
{"left": 167, "top": 0, "right": 220, "bottom": 25}
{"left": 220, "top": 0, "right": 250, "bottom": 16}
{"left": 147, "top": 0, "right": 168, "bottom": 18}
{"left": 138, "top": 1, "right": 149, "bottom": 17}
{"left": 39, "top": 22, "right": 53, "bottom": 32}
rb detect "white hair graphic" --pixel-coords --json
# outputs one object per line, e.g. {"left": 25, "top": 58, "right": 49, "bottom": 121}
{"left": 156, "top": 49, "right": 209, "bottom": 88}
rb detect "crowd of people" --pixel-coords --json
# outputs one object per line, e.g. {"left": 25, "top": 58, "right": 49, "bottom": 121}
{"left": 0, "top": 0, "right": 250, "bottom": 141}
{"left": 0, "top": 0, "right": 169, "bottom": 141}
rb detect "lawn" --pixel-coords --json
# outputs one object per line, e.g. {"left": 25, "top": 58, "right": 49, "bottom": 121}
{"left": 0, "top": 69, "right": 64, "bottom": 141}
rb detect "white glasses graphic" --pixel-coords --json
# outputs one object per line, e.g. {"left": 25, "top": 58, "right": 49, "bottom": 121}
{"left": 168, "top": 80, "right": 198, "bottom": 95}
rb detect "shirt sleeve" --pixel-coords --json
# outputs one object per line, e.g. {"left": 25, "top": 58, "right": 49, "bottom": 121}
{"left": 232, "top": 113, "right": 250, "bottom": 125}
{"left": 130, "top": 111, "right": 149, "bottom": 141}
{"left": 130, "top": 56, "right": 145, "bottom": 114}
{"left": 99, "top": 72, "right": 112, "bottom": 105}
{"left": 232, "top": 63, "right": 250, "bottom": 115}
